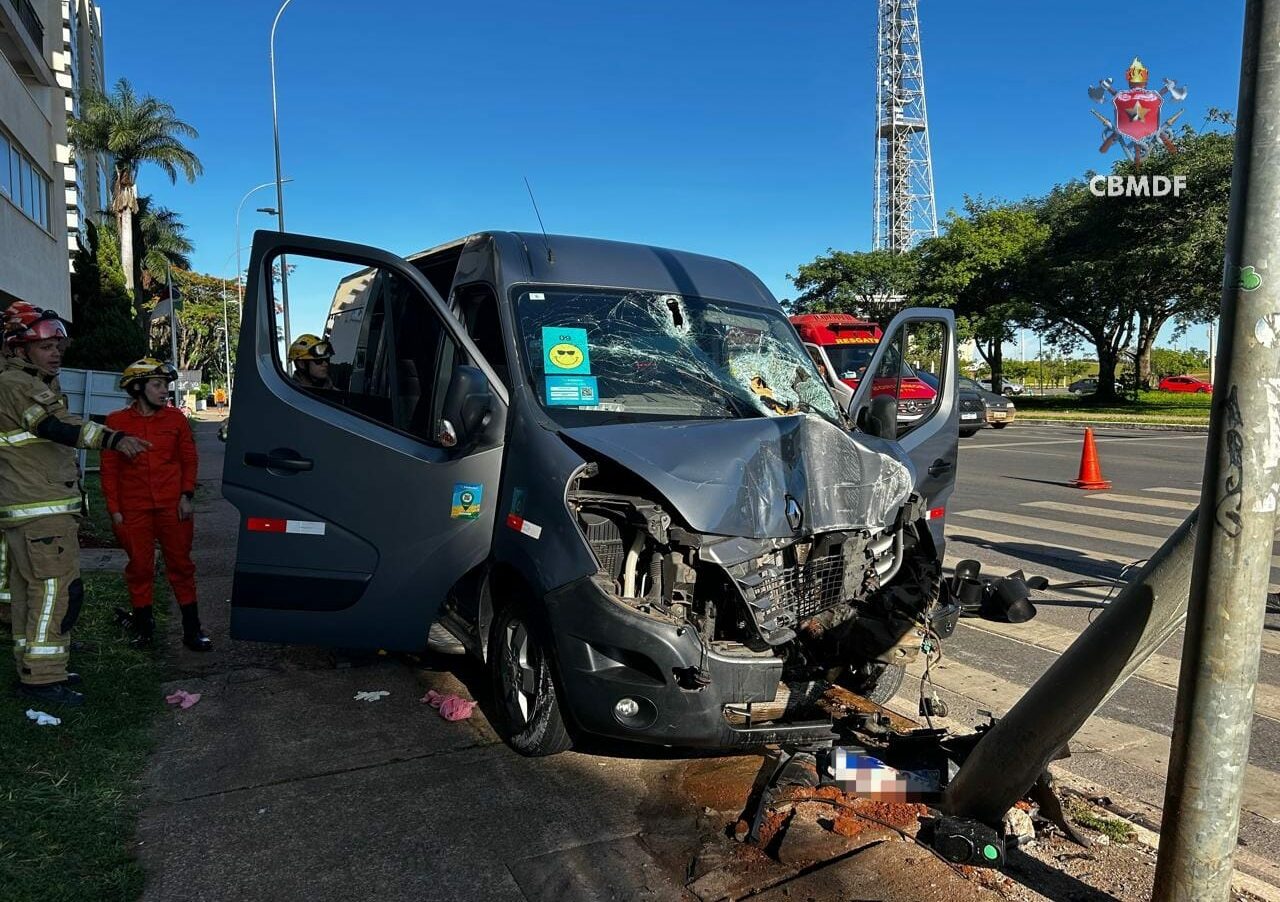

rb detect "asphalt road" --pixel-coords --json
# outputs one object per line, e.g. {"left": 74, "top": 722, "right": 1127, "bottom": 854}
{"left": 887, "top": 422, "right": 1280, "bottom": 880}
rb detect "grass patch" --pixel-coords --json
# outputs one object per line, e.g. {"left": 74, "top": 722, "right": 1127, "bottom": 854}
{"left": 1064, "top": 796, "right": 1138, "bottom": 844}
{"left": 1015, "top": 391, "right": 1211, "bottom": 424}
{"left": 0, "top": 574, "right": 167, "bottom": 902}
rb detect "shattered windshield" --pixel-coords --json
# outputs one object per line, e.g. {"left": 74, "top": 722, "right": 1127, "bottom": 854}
{"left": 515, "top": 288, "right": 841, "bottom": 425}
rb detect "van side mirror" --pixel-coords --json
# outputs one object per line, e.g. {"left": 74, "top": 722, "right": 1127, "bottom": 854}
{"left": 856, "top": 395, "right": 897, "bottom": 440}
{"left": 438, "top": 365, "right": 492, "bottom": 449}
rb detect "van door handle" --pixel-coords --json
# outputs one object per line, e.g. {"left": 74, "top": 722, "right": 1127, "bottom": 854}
{"left": 245, "top": 450, "right": 314, "bottom": 472}
{"left": 928, "top": 458, "right": 953, "bottom": 477}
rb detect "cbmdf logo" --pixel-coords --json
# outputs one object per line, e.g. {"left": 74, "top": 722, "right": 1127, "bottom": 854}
{"left": 1088, "top": 57, "right": 1189, "bottom": 165}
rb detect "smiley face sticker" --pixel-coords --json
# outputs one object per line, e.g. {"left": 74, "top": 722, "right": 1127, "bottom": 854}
{"left": 541, "top": 327, "right": 592, "bottom": 375}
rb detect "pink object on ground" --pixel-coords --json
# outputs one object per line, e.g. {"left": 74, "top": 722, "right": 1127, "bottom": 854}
{"left": 165, "top": 690, "right": 201, "bottom": 709}
{"left": 420, "top": 689, "right": 476, "bottom": 721}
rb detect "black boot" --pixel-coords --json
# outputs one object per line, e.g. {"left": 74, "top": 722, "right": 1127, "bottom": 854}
{"left": 180, "top": 603, "right": 212, "bottom": 652}
{"left": 18, "top": 681, "right": 84, "bottom": 707}
{"left": 117, "top": 606, "right": 154, "bottom": 649}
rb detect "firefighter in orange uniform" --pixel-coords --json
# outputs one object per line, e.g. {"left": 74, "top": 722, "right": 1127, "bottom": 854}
{"left": 1, "top": 309, "right": 150, "bottom": 706}
{"left": 101, "top": 359, "right": 211, "bottom": 651}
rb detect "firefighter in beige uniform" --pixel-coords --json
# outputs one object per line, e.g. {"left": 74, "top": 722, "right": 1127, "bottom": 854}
{"left": 0, "top": 302, "right": 39, "bottom": 631}
{"left": 1, "top": 309, "right": 148, "bottom": 707}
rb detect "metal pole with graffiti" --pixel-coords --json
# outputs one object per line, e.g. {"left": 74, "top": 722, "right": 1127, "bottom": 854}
{"left": 1153, "top": 1, "right": 1280, "bottom": 896}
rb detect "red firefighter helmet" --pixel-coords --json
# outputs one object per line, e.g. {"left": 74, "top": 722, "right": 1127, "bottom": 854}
{"left": 6, "top": 309, "right": 68, "bottom": 349}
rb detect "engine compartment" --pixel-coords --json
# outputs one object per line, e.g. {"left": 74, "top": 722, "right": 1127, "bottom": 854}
{"left": 567, "top": 460, "right": 959, "bottom": 714}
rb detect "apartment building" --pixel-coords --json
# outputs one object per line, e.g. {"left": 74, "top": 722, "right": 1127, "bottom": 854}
{"left": 57, "top": 0, "right": 106, "bottom": 261}
{"left": 1, "top": 0, "right": 70, "bottom": 310}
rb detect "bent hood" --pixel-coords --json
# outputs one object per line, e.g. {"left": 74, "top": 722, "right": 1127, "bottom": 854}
{"left": 562, "top": 415, "right": 914, "bottom": 539}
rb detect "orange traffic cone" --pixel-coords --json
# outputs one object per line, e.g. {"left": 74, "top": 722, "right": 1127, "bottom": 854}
{"left": 1072, "top": 428, "right": 1112, "bottom": 490}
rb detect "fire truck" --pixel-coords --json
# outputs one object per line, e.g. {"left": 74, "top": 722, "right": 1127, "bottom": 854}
{"left": 789, "top": 313, "right": 938, "bottom": 425}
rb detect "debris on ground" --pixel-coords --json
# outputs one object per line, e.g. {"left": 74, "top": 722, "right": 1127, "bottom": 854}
{"left": 164, "top": 690, "right": 201, "bottom": 709}
{"left": 352, "top": 690, "right": 389, "bottom": 702}
{"left": 25, "top": 709, "right": 60, "bottom": 726}
{"left": 421, "top": 689, "right": 476, "bottom": 720}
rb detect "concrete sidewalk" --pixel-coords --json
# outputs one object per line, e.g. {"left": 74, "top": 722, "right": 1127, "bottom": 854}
{"left": 133, "top": 421, "right": 729, "bottom": 901}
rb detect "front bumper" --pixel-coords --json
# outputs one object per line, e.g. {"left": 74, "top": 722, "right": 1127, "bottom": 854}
{"left": 543, "top": 576, "right": 838, "bottom": 748}
{"left": 985, "top": 407, "right": 1016, "bottom": 425}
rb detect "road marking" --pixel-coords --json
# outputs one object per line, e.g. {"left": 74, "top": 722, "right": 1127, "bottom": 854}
{"left": 1146, "top": 487, "right": 1203, "bottom": 497}
{"left": 902, "top": 656, "right": 1280, "bottom": 824}
{"left": 1091, "top": 492, "right": 1197, "bottom": 511}
{"left": 962, "top": 435, "right": 1207, "bottom": 451}
{"left": 1022, "top": 500, "right": 1185, "bottom": 528}
{"left": 946, "top": 524, "right": 1145, "bottom": 568}
{"left": 953, "top": 509, "right": 1167, "bottom": 550}
{"left": 954, "top": 618, "right": 1280, "bottom": 723}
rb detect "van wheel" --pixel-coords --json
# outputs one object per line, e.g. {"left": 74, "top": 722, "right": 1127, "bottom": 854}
{"left": 843, "top": 662, "right": 906, "bottom": 706}
{"left": 490, "top": 602, "right": 572, "bottom": 757}
{"left": 991, "top": 422, "right": 1009, "bottom": 429}
{"left": 959, "top": 428, "right": 980, "bottom": 438}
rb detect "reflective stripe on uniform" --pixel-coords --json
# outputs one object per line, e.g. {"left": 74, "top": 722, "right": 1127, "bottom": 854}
{"left": 35, "top": 577, "right": 57, "bottom": 643}
{"left": 21, "top": 404, "right": 48, "bottom": 429}
{"left": 0, "top": 429, "right": 45, "bottom": 447}
{"left": 81, "top": 421, "right": 105, "bottom": 447}
{"left": 26, "top": 643, "right": 67, "bottom": 657}
{"left": 0, "top": 534, "right": 7, "bottom": 598}
{"left": 14, "top": 636, "right": 26, "bottom": 648}
{"left": 0, "top": 498, "right": 80, "bottom": 520}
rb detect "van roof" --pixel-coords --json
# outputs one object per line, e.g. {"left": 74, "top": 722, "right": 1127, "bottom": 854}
{"left": 410, "top": 232, "right": 780, "bottom": 309}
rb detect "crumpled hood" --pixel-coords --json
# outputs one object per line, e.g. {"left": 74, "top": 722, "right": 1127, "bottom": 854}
{"left": 562, "top": 415, "right": 914, "bottom": 539}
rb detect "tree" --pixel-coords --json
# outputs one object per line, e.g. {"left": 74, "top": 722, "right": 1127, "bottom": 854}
{"left": 1025, "top": 181, "right": 1138, "bottom": 400}
{"left": 154, "top": 270, "right": 240, "bottom": 384}
{"left": 1149, "top": 346, "right": 1209, "bottom": 379}
{"left": 98, "top": 196, "right": 194, "bottom": 299}
{"left": 787, "top": 249, "right": 919, "bottom": 322}
{"left": 914, "top": 199, "right": 1048, "bottom": 394}
{"left": 68, "top": 78, "right": 202, "bottom": 300}
{"left": 63, "top": 222, "right": 148, "bottom": 371}
{"left": 1107, "top": 129, "right": 1233, "bottom": 386}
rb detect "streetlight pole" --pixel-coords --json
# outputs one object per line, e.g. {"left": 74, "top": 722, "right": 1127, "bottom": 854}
{"left": 235, "top": 180, "right": 290, "bottom": 313}
{"left": 221, "top": 277, "right": 234, "bottom": 404}
{"left": 270, "top": 0, "right": 296, "bottom": 347}
{"left": 165, "top": 262, "right": 179, "bottom": 407}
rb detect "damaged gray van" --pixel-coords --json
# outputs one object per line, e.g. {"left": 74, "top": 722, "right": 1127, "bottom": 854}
{"left": 223, "top": 231, "right": 960, "bottom": 755}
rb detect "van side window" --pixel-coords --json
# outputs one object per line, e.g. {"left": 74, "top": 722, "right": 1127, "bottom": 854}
{"left": 456, "top": 285, "right": 509, "bottom": 392}
{"left": 271, "top": 255, "right": 456, "bottom": 446}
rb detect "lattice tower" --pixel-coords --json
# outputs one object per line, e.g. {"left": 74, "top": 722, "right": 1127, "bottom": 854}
{"left": 873, "top": 0, "right": 938, "bottom": 253}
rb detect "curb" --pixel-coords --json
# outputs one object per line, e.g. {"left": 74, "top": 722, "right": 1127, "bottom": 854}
{"left": 1014, "top": 418, "right": 1209, "bottom": 433}
{"left": 1051, "top": 770, "right": 1280, "bottom": 901}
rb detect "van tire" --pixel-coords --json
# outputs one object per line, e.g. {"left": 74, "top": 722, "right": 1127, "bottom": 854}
{"left": 489, "top": 602, "right": 573, "bottom": 757}
{"left": 959, "top": 428, "right": 980, "bottom": 438}
{"left": 991, "top": 422, "right": 1009, "bottom": 429}
{"left": 844, "top": 662, "right": 906, "bottom": 706}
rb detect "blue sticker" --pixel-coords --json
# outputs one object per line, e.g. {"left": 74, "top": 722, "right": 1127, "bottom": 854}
{"left": 451, "top": 483, "right": 484, "bottom": 520}
{"left": 542, "top": 327, "right": 592, "bottom": 375}
{"left": 545, "top": 375, "right": 600, "bottom": 407}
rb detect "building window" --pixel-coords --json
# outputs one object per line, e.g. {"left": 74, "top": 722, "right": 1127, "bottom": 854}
{"left": 0, "top": 129, "right": 52, "bottom": 232}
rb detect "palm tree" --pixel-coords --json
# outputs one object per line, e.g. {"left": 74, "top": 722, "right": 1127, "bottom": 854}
{"left": 68, "top": 78, "right": 202, "bottom": 297}
{"left": 100, "top": 196, "right": 194, "bottom": 293}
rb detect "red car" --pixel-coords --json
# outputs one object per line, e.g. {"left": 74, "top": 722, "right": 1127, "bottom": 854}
{"left": 1158, "top": 375, "right": 1213, "bottom": 393}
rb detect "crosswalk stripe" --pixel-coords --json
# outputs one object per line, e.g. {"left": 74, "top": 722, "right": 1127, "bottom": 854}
{"left": 947, "top": 524, "right": 1145, "bottom": 568}
{"left": 1022, "top": 500, "right": 1185, "bottom": 528}
{"left": 902, "top": 656, "right": 1280, "bottom": 824}
{"left": 1090, "top": 492, "right": 1197, "bottom": 511}
{"left": 1146, "top": 487, "right": 1203, "bottom": 497}
{"left": 954, "top": 509, "right": 1166, "bottom": 550}
{"left": 954, "top": 618, "right": 1280, "bottom": 722}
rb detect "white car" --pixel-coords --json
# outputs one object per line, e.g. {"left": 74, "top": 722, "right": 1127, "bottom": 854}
{"left": 979, "top": 378, "right": 1024, "bottom": 396}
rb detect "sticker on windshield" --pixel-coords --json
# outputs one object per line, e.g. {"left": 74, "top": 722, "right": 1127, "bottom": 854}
{"left": 545, "top": 375, "right": 599, "bottom": 407}
{"left": 542, "top": 326, "right": 592, "bottom": 374}
{"left": 450, "top": 483, "right": 484, "bottom": 520}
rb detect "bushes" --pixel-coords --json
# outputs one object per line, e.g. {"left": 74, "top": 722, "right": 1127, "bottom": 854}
{"left": 63, "top": 223, "right": 148, "bottom": 371}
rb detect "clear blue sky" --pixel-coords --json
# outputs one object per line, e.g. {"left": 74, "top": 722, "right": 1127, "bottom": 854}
{"left": 105, "top": 0, "right": 1245, "bottom": 353}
